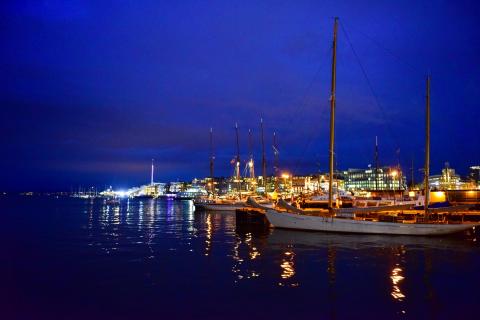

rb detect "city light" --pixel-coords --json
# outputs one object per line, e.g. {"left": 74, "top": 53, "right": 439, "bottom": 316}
{"left": 114, "top": 190, "right": 130, "bottom": 198}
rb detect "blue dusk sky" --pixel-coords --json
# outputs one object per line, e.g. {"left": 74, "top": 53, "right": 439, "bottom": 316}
{"left": 1, "top": 0, "right": 479, "bottom": 191}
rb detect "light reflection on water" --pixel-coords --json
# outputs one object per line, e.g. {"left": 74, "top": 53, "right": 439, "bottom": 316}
{"left": 87, "top": 199, "right": 479, "bottom": 260}
{"left": 391, "top": 266, "right": 405, "bottom": 300}
{"left": 21, "top": 197, "right": 477, "bottom": 318}
{"left": 205, "top": 214, "right": 212, "bottom": 256}
{"left": 279, "top": 248, "right": 298, "bottom": 287}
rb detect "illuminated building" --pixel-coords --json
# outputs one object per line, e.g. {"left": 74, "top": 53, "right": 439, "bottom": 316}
{"left": 429, "top": 162, "right": 462, "bottom": 190}
{"left": 343, "top": 167, "right": 406, "bottom": 191}
{"left": 167, "top": 182, "right": 186, "bottom": 193}
{"left": 469, "top": 166, "right": 480, "bottom": 186}
{"left": 291, "top": 176, "right": 317, "bottom": 194}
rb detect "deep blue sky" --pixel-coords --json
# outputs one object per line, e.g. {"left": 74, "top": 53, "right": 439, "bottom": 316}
{"left": 1, "top": 0, "right": 479, "bottom": 191}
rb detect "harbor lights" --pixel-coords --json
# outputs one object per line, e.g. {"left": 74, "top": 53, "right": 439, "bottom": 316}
{"left": 207, "top": 182, "right": 213, "bottom": 196}
{"left": 281, "top": 173, "right": 291, "bottom": 196}
{"left": 391, "top": 170, "right": 398, "bottom": 204}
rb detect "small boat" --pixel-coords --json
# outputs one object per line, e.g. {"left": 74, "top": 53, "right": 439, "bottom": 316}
{"left": 194, "top": 198, "right": 246, "bottom": 211}
{"left": 300, "top": 190, "right": 354, "bottom": 209}
{"left": 195, "top": 196, "right": 273, "bottom": 212}
{"left": 194, "top": 195, "right": 261, "bottom": 212}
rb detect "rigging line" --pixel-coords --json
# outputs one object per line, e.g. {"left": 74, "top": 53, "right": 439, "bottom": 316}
{"left": 259, "top": 48, "right": 328, "bottom": 177}
{"left": 291, "top": 112, "right": 322, "bottom": 175}
{"left": 341, "top": 20, "right": 422, "bottom": 77}
{"left": 339, "top": 21, "right": 401, "bottom": 151}
{"left": 291, "top": 46, "right": 334, "bottom": 175}
{"left": 286, "top": 45, "right": 333, "bottom": 129}
{"left": 272, "top": 46, "right": 329, "bottom": 176}
{"left": 292, "top": 103, "right": 330, "bottom": 175}
{"left": 292, "top": 127, "right": 318, "bottom": 175}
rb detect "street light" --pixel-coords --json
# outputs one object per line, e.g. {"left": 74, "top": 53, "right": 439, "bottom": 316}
{"left": 391, "top": 170, "right": 398, "bottom": 204}
{"left": 281, "top": 173, "right": 290, "bottom": 195}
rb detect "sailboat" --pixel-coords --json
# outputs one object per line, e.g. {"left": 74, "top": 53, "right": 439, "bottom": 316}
{"left": 195, "top": 124, "right": 248, "bottom": 212}
{"left": 263, "top": 18, "right": 478, "bottom": 236}
{"left": 195, "top": 124, "right": 274, "bottom": 212}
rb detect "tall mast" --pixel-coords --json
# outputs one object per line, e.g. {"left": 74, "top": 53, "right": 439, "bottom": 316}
{"left": 150, "top": 159, "right": 154, "bottom": 186}
{"left": 273, "top": 131, "right": 279, "bottom": 192}
{"left": 260, "top": 118, "right": 267, "bottom": 187}
{"left": 209, "top": 127, "right": 215, "bottom": 196}
{"left": 235, "top": 123, "right": 240, "bottom": 175}
{"left": 424, "top": 75, "right": 431, "bottom": 218}
{"left": 328, "top": 17, "right": 338, "bottom": 212}
{"left": 410, "top": 157, "right": 414, "bottom": 189}
{"left": 235, "top": 123, "right": 241, "bottom": 197}
{"left": 375, "top": 136, "right": 379, "bottom": 191}
{"left": 248, "top": 129, "right": 255, "bottom": 179}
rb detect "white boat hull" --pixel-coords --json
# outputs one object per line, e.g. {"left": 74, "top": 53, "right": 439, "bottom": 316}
{"left": 265, "top": 210, "right": 478, "bottom": 236}
{"left": 196, "top": 203, "right": 245, "bottom": 211}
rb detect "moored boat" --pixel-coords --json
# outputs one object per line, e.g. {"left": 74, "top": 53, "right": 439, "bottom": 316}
{"left": 263, "top": 18, "right": 479, "bottom": 236}
{"left": 195, "top": 196, "right": 273, "bottom": 212}
{"left": 265, "top": 209, "right": 477, "bottom": 236}
{"left": 198, "top": 201, "right": 246, "bottom": 211}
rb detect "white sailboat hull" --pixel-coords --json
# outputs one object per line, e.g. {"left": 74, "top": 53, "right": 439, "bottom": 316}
{"left": 196, "top": 203, "right": 245, "bottom": 211}
{"left": 265, "top": 209, "right": 478, "bottom": 236}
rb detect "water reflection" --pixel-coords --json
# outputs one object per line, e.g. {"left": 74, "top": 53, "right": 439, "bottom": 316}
{"left": 266, "top": 228, "right": 478, "bottom": 310}
{"left": 232, "top": 218, "right": 270, "bottom": 283}
{"left": 77, "top": 198, "right": 479, "bottom": 318}
{"left": 389, "top": 245, "right": 406, "bottom": 305}
{"left": 245, "top": 232, "right": 261, "bottom": 260}
{"left": 112, "top": 205, "right": 120, "bottom": 225}
{"left": 391, "top": 266, "right": 405, "bottom": 300}
{"left": 279, "top": 248, "right": 298, "bottom": 287}
{"left": 327, "top": 245, "right": 337, "bottom": 319}
{"left": 205, "top": 214, "right": 212, "bottom": 256}
{"left": 327, "top": 246, "right": 336, "bottom": 285}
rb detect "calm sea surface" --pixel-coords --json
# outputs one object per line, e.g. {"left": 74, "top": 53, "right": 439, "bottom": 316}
{"left": 1, "top": 196, "right": 479, "bottom": 319}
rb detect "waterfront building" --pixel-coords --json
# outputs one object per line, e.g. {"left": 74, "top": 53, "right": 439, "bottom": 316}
{"left": 429, "top": 162, "right": 462, "bottom": 190}
{"left": 134, "top": 183, "right": 166, "bottom": 197}
{"left": 176, "top": 185, "right": 207, "bottom": 199}
{"left": 167, "top": 182, "right": 186, "bottom": 193}
{"left": 469, "top": 166, "right": 480, "bottom": 187}
{"left": 292, "top": 176, "right": 315, "bottom": 194}
{"left": 343, "top": 167, "right": 406, "bottom": 191}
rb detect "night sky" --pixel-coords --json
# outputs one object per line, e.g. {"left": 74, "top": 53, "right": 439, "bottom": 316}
{"left": 1, "top": 0, "right": 479, "bottom": 191}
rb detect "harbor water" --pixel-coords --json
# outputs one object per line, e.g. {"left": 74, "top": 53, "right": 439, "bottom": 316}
{"left": 2, "top": 196, "right": 479, "bottom": 319}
